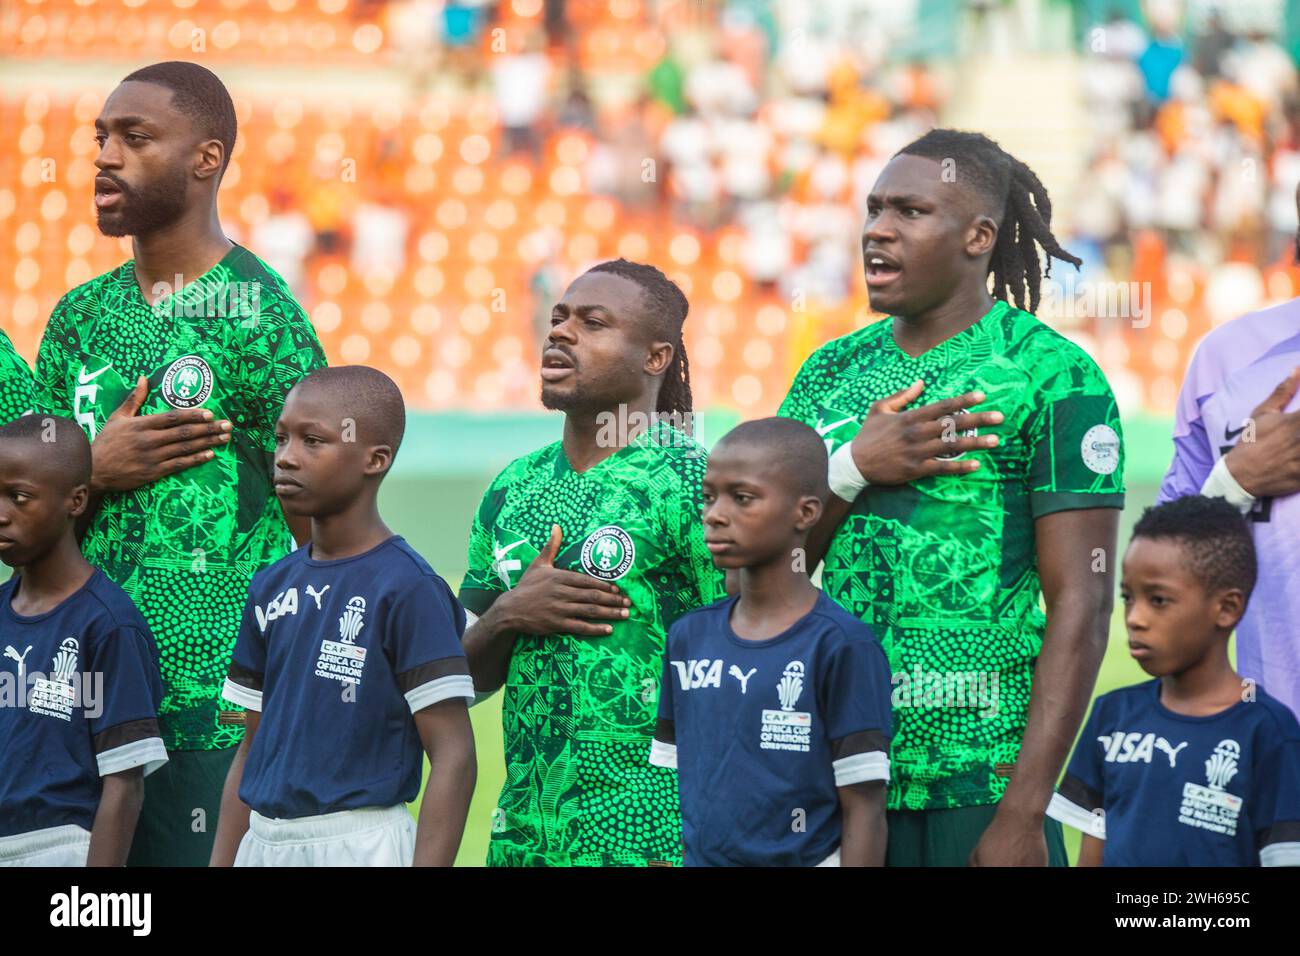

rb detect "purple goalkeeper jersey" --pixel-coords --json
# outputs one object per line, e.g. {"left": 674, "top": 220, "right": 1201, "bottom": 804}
{"left": 1158, "top": 299, "right": 1300, "bottom": 718}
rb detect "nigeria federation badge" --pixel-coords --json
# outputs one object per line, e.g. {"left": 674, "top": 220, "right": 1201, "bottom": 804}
{"left": 160, "top": 355, "right": 214, "bottom": 409}
{"left": 1081, "top": 424, "right": 1121, "bottom": 475}
{"left": 580, "top": 525, "right": 635, "bottom": 581}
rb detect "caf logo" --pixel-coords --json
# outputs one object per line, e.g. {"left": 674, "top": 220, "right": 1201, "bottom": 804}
{"left": 338, "top": 596, "right": 367, "bottom": 644}
{"left": 160, "top": 355, "right": 214, "bottom": 409}
{"left": 580, "top": 525, "right": 635, "bottom": 581}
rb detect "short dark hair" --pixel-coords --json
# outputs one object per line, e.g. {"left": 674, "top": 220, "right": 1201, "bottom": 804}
{"left": 898, "top": 128, "right": 1082, "bottom": 314}
{"left": 587, "top": 258, "right": 692, "bottom": 419}
{"left": 714, "top": 417, "right": 829, "bottom": 499}
{"left": 122, "top": 61, "right": 237, "bottom": 174}
{"left": 1131, "top": 496, "right": 1257, "bottom": 598}
{"left": 292, "top": 366, "right": 406, "bottom": 463}
{"left": 0, "top": 414, "right": 92, "bottom": 487}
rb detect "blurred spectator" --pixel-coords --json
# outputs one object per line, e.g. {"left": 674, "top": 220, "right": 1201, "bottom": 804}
{"left": 557, "top": 69, "right": 597, "bottom": 134}
{"left": 351, "top": 198, "right": 409, "bottom": 277}
{"left": 493, "top": 31, "right": 551, "bottom": 156}
{"left": 252, "top": 188, "right": 314, "bottom": 298}
{"left": 1139, "top": 21, "right": 1184, "bottom": 104}
{"left": 442, "top": 0, "right": 489, "bottom": 49}
{"left": 586, "top": 99, "right": 657, "bottom": 208}
{"left": 1193, "top": 12, "right": 1235, "bottom": 79}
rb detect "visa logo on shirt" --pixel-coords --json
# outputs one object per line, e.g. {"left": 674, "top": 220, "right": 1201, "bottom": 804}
{"left": 255, "top": 588, "right": 300, "bottom": 633}
{"left": 672, "top": 659, "right": 724, "bottom": 690}
{"left": 1099, "top": 731, "right": 1188, "bottom": 768}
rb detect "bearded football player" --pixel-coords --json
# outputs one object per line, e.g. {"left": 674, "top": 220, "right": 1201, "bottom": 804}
{"left": 30, "top": 61, "right": 326, "bottom": 866}
{"left": 460, "top": 259, "right": 724, "bottom": 867}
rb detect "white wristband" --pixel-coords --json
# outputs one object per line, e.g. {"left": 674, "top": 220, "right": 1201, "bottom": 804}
{"left": 828, "top": 442, "right": 869, "bottom": 502}
{"left": 1201, "top": 456, "right": 1257, "bottom": 514}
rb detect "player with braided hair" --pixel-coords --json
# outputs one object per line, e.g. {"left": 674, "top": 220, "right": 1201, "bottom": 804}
{"left": 586, "top": 258, "right": 694, "bottom": 423}
{"left": 459, "top": 260, "right": 723, "bottom": 866}
{"left": 896, "top": 128, "right": 1083, "bottom": 314}
{"left": 779, "top": 128, "right": 1125, "bottom": 866}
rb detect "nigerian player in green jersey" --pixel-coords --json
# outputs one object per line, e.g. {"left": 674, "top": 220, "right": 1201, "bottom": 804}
{"left": 779, "top": 129, "right": 1124, "bottom": 867}
{"left": 29, "top": 62, "right": 325, "bottom": 866}
{"left": 461, "top": 259, "right": 725, "bottom": 866}
{"left": 0, "top": 327, "right": 34, "bottom": 424}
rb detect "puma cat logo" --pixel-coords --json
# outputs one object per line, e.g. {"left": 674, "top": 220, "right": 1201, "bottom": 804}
{"left": 306, "top": 584, "right": 330, "bottom": 610}
{"left": 728, "top": 664, "right": 757, "bottom": 694}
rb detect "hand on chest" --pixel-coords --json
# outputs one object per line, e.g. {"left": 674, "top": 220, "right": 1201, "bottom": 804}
{"left": 491, "top": 513, "right": 657, "bottom": 590}
{"left": 71, "top": 349, "right": 229, "bottom": 438}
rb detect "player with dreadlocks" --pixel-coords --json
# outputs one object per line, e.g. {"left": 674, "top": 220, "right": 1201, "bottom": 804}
{"left": 459, "top": 259, "right": 724, "bottom": 866}
{"left": 779, "top": 128, "right": 1126, "bottom": 866}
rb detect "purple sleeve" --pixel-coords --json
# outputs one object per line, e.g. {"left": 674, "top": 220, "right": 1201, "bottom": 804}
{"left": 1157, "top": 338, "right": 1220, "bottom": 504}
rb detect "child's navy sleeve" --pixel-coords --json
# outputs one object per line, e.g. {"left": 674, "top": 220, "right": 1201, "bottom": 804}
{"left": 648, "top": 633, "right": 677, "bottom": 769}
{"left": 1048, "top": 696, "right": 1108, "bottom": 839}
{"left": 383, "top": 575, "right": 475, "bottom": 713}
{"left": 223, "top": 590, "right": 269, "bottom": 713}
{"left": 823, "top": 633, "right": 892, "bottom": 787}
{"left": 88, "top": 625, "right": 168, "bottom": 778}
{"left": 1255, "top": 715, "right": 1300, "bottom": 867}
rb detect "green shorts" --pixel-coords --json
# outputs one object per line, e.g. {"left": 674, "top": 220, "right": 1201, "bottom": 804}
{"left": 886, "top": 804, "right": 1069, "bottom": 867}
{"left": 127, "top": 746, "right": 237, "bottom": 867}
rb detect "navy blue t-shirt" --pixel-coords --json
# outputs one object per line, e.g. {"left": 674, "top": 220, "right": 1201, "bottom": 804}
{"left": 650, "top": 590, "right": 893, "bottom": 866}
{"left": 0, "top": 569, "right": 166, "bottom": 838}
{"left": 1049, "top": 679, "right": 1300, "bottom": 866}
{"left": 223, "top": 536, "right": 474, "bottom": 819}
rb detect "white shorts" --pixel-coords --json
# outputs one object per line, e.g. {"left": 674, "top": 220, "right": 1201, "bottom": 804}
{"left": 816, "top": 847, "right": 841, "bottom": 867}
{"left": 234, "top": 805, "right": 416, "bottom": 867}
{"left": 0, "top": 825, "right": 92, "bottom": 867}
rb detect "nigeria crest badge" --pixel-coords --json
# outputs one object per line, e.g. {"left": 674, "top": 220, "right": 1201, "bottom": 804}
{"left": 160, "top": 355, "right": 214, "bottom": 409}
{"left": 580, "top": 525, "right": 635, "bottom": 581}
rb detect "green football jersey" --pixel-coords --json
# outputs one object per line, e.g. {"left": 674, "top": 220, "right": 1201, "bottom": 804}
{"left": 461, "top": 420, "right": 725, "bottom": 866}
{"left": 779, "top": 300, "right": 1125, "bottom": 811}
{"left": 31, "top": 244, "right": 326, "bottom": 750}
{"left": 0, "top": 326, "right": 34, "bottom": 424}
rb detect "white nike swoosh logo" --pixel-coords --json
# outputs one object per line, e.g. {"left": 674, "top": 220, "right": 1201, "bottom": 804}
{"left": 494, "top": 540, "right": 527, "bottom": 560}
{"left": 77, "top": 366, "right": 111, "bottom": 385}
{"left": 814, "top": 416, "right": 856, "bottom": 436}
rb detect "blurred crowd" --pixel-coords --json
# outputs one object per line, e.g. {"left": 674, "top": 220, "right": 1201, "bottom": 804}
{"left": 1075, "top": 3, "right": 1300, "bottom": 319}
{"left": 248, "top": 0, "right": 946, "bottom": 312}
{"left": 9, "top": 0, "right": 1300, "bottom": 415}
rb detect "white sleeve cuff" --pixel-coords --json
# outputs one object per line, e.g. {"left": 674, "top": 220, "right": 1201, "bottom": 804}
{"left": 97, "top": 736, "right": 169, "bottom": 778}
{"left": 1201, "top": 456, "right": 1257, "bottom": 513}
{"left": 648, "top": 739, "right": 677, "bottom": 769}
{"left": 1261, "top": 842, "right": 1300, "bottom": 867}
{"left": 1047, "top": 791, "right": 1106, "bottom": 838}
{"left": 405, "top": 674, "right": 476, "bottom": 712}
{"left": 827, "top": 442, "right": 869, "bottom": 502}
{"left": 832, "top": 750, "right": 889, "bottom": 786}
{"left": 222, "top": 678, "right": 263, "bottom": 712}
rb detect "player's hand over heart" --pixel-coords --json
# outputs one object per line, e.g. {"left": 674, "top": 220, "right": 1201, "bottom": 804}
{"left": 496, "top": 524, "right": 631, "bottom": 638}
{"left": 849, "top": 380, "right": 1004, "bottom": 485}
{"left": 90, "top": 375, "right": 233, "bottom": 494}
{"left": 1222, "top": 367, "right": 1300, "bottom": 498}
